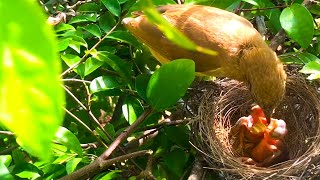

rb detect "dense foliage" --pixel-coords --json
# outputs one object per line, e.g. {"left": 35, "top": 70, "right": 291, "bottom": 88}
{"left": 1, "top": 0, "right": 320, "bottom": 179}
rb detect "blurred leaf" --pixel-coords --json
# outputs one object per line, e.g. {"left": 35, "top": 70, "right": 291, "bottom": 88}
{"left": 300, "top": 60, "right": 320, "bottom": 79}
{"left": 90, "top": 76, "right": 123, "bottom": 93}
{"left": 185, "top": 0, "right": 237, "bottom": 9}
{"left": 135, "top": 74, "right": 151, "bottom": 101}
{"left": 146, "top": 59, "right": 195, "bottom": 110}
{"left": 101, "top": 0, "right": 121, "bottom": 17}
{"left": 78, "top": 3, "right": 100, "bottom": 12}
{"left": 122, "top": 96, "right": 144, "bottom": 124}
{"left": 66, "top": 158, "right": 82, "bottom": 174}
{"left": 0, "top": 163, "right": 13, "bottom": 180}
{"left": 0, "top": 155, "right": 12, "bottom": 167}
{"left": 55, "top": 127, "right": 83, "bottom": 156}
{"left": 107, "top": 31, "right": 141, "bottom": 47}
{"left": 280, "top": 4, "right": 314, "bottom": 48}
{"left": 263, "top": 1, "right": 281, "bottom": 33}
{"left": 279, "top": 52, "right": 319, "bottom": 64}
{"left": 82, "top": 24, "right": 102, "bottom": 39}
{"left": 141, "top": 1, "right": 217, "bottom": 56}
{"left": 163, "top": 148, "right": 187, "bottom": 177}
{"left": 69, "top": 14, "right": 97, "bottom": 24}
{"left": 99, "top": 12, "right": 117, "bottom": 32}
{"left": 0, "top": 0, "right": 64, "bottom": 161}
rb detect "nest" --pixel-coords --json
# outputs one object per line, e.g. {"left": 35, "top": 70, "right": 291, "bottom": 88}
{"left": 191, "top": 75, "right": 320, "bottom": 179}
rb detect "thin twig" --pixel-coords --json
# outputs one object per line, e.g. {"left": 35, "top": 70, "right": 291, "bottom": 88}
{"left": 240, "top": 5, "right": 287, "bottom": 12}
{"left": 60, "top": 20, "right": 121, "bottom": 77}
{"left": 101, "top": 108, "right": 154, "bottom": 160}
{"left": 0, "top": 131, "right": 15, "bottom": 136}
{"left": 64, "top": 108, "right": 107, "bottom": 147}
{"left": 0, "top": 145, "right": 19, "bottom": 155}
{"left": 59, "top": 149, "right": 153, "bottom": 180}
{"left": 61, "top": 79, "right": 91, "bottom": 84}
{"left": 137, "top": 119, "right": 190, "bottom": 132}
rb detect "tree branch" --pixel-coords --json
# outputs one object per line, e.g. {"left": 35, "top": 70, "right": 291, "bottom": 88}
{"left": 59, "top": 150, "right": 153, "bottom": 180}
{"left": 60, "top": 108, "right": 154, "bottom": 179}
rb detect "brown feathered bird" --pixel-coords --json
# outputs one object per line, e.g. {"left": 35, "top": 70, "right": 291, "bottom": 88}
{"left": 123, "top": 4, "right": 286, "bottom": 121}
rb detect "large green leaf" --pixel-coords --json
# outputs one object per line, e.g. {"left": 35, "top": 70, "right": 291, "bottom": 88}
{"left": 66, "top": 158, "right": 82, "bottom": 174}
{"left": 280, "top": 4, "right": 314, "bottom": 48}
{"left": 0, "top": 0, "right": 64, "bottom": 160}
{"left": 146, "top": 59, "right": 195, "bottom": 110}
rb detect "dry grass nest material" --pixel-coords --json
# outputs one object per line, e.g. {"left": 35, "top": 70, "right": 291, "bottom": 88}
{"left": 191, "top": 74, "right": 320, "bottom": 179}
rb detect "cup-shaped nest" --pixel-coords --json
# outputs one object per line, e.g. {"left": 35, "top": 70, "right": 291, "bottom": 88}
{"left": 191, "top": 75, "right": 320, "bottom": 179}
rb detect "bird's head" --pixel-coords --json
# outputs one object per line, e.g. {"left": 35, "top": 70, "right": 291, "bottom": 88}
{"left": 241, "top": 47, "right": 286, "bottom": 122}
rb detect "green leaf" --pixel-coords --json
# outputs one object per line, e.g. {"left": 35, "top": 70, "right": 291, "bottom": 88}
{"left": 146, "top": 59, "right": 195, "bottom": 110}
{"left": 55, "top": 23, "right": 76, "bottom": 33}
{"left": 90, "top": 76, "right": 123, "bottom": 93}
{"left": 107, "top": 31, "right": 141, "bottom": 47}
{"left": 99, "top": 170, "right": 121, "bottom": 179}
{"left": 280, "top": 4, "right": 314, "bottom": 48}
{"left": 82, "top": 24, "right": 102, "bottom": 39}
{"left": 14, "top": 163, "right": 40, "bottom": 179}
{"left": 0, "top": 163, "right": 13, "bottom": 180}
{"left": 135, "top": 74, "right": 151, "bottom": 101}
{"left": 55, "top": 127, "right": 83, "bottom": 156}
{"left": 66, "top": 158, "right": 82, "bottom": 174}
{"left": 279, "top": 52, "right": 319, "bottom": 64}
{"left": 122, "top": 96, "right": 144, "bottom": 124}
{"left": 299, "top": 60, "right": 320, "bottom": 79}
{"left": 78, "top": 3, "right": 100, "bottom": 12}
{"left": 104, "top": 124, "right": 116, "bottom": 139}
{"left": 0, "top": 0, "right": 64, "bottom": 161}
{"left": 57, "top": 38, "right": 71, "bottom": 51}
{"left": 101, "top": 0, "right": 121, "bottom": 17}
{"left": 99, "top": 12, "right": 117, "bottom": 32}
{"left": 61, "top": 54, "right": 81, "bottom": 65}
{"left": 163, "top": 148, "right": 187, "bottom": 177}
{"left": 0, "top": 155, "right": 12, "bottom": 167}
{"left": 83, "top": 57, "right": 105, "bottom": 77}
{"left": 69, "top": 14, "right": 97, "bottom": 24}
{"left": 96, "top": 52, "right": 132, "bottom": 81}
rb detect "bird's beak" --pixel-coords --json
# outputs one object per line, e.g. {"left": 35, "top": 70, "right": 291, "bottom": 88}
{"left": 264, "top": 108, "right": 274, "bottom": 124}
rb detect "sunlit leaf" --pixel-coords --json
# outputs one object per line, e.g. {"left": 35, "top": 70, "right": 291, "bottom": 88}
{"left": 279, "top": 52, "right": 319, "bottom": 64}
{"left": 280, "top": 4, "right": 314, "bottom": 48}
{"left": 300, "top": 60, "right": 320, "bottom": 79}
{"left": 69, "top": 14, "right": 97, "bottom": 24}
{"left": 122, "top": 96, "right": 144, "bottom": 124}
{"left": 90, "top": 76, "right": 123, "bottom": 93}
{"left": 0, "top": 0, "right": 64, "bottom": 160}
{"left": 107, "top": 31, "right": 141, "bottom": 47}
{"left": 0, "top": 163, "right": 13, "bottom": 180}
